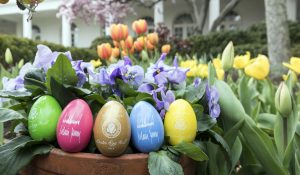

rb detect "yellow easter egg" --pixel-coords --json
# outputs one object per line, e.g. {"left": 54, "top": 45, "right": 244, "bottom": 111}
{"left": 164, "top": 99, "right": 197, "bottom": 146}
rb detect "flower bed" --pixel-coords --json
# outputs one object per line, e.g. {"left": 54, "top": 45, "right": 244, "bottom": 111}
{"left": 0, "top": 19, "right": 300, "bottom": 175}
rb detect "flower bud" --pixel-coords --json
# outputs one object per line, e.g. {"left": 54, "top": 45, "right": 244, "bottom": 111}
{"left": 161, "top": 44, "right": 171, "bottom": 54}
{"left": 18, "top": 59, "right": 24, "bottom": 69}
{"left": 275, "top": 82, "right": 293, "bottom": 117}
{"left": 111, "top": 47, "right": 120, "bottom": 58}
{"left": 147, "top": 33, "right": 159, "bottom": 46}
{"left": 221, "top": 41, "right": 234, "bottom": 71}
{"left": 132, "top": 19, "right": 148, "bottom": 35}
{"left": 110, "top": 24, "right": 129, "bottom": 41}
{"left": 134, "top": 37, "right": 145, "bottom": 52}
{"left": 146, "top": 41, "right": 155, "bottom": 50}
{"left": 97, "top": 43, "right": 112, "bottom": 60}
{"left": 125, "top": 36, "right": 133, "bottom": 50}
{"left": 5, "top": 48, "right": 13, "bottom": 64}
{"left": 141, "top": 50, "right": 149, "bottom": 60}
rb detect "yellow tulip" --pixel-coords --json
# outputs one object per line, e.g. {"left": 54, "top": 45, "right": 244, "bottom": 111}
{"left": 244, "top": 54, "right": 270, "bottom": 80}
{"left": 90, "top": 59, "right": 102, "bottom": 68}
{"left": 233, "top": 52, "right": 251, "bottom": 69}
{"left": 213, "top": 58, "right": 222, "bottom": 69}
{"left": 216, "top": 68, "right": 225, "bottom": 80}
{"left": 180, "top": 60, "right": 198, "bottom": 77}
{"left": 161, "top": 44, "right": 171, "bottom": 54}
{"left": 197, "top": 64, "right": 208, "bottom": 78}
{"left": 283, "top": 57, "right": 300, "bottom": 74}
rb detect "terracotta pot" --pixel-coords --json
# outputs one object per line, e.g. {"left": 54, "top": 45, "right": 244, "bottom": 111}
{"left": 21, "top": 148, "right": 197, "bottom": 175}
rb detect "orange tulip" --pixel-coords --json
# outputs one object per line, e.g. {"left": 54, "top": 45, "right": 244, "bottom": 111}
{"left": 132, "top": 19, "right": 148, "bottom": 35}
{"left": 147, "top": 41, "right": 155, "bottom": 50}
{"left": 113, "top": 41, "right": 120, "bottom": 48}
{"left": 111, "top": 47, "right": 120, "bottom": 58}
{"left": 97, "top": 43, "right": 112, "bottom": 60}
{"left": 147, "top": 33, "right": 159, "bottom": 46}
{"left": 134, "top": 37, "right": 146, "bottom": 52}
{"left": 125, "top": 36, "right": 133, "bottom": 50}
{"left": 161, "top": 44, "right": 171, "bottom": 54}
{"left": 110, "top": 24, "right": 129, "bottom": 41}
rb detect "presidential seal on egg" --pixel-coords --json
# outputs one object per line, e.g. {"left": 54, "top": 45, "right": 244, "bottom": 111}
{"left": 93, "top": 101, "right": 131, "bottom": 157}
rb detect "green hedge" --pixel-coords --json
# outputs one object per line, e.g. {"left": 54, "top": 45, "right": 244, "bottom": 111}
{"left": 189, "top": 22, "right": 300, "bottom": 57}
{"left": 0, "top": 35, "right": 97, "bottom": 67}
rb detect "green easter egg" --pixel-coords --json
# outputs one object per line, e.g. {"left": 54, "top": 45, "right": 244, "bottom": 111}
{"left": 28, "top": 95, "right": 62, "bottom": 141}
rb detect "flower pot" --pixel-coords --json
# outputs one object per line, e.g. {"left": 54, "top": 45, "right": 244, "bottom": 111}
{"left": 21, "top": 148, "right": 197, "bottom": 175}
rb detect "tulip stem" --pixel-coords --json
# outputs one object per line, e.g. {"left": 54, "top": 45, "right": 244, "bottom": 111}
{"left": 283, "top": 117, "right": 288, "bottom": 149}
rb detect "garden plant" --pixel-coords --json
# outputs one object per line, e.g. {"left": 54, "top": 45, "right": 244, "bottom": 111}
{"left": 0, "top": 20, "right": 299, "bottom": 175}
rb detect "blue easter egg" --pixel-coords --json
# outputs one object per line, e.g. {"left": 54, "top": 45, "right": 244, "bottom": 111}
{"left": 130, "top": 101, "right": 164, "bottom": 153}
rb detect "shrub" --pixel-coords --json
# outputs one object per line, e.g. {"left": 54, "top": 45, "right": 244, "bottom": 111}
{"left": 0, "top": 35, "right": 97, "bottom": 67}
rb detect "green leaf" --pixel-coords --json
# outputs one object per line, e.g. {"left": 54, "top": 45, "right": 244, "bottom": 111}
{"left": 173, "top": 142, "right": 208, "bottom": 161}
{"left": 148, "top": 151, "right": 183, "bottom": 175}
{"left": 208, "top": 62, "right": 216, "bottom": 86}
{"left": 0, "top": 123, "right": 3, "bottom": 145}
{"left": 0, "top": 136, "right": 53, "bottom": 175}
{"left": 50, "top": 78, "right": 77, "bottom": 108}
{"left": 46, "top": 54, "right": 78, "bottom": 93}
{"left": 196, "top": 113, "right": 216, "bottom": 132}
{"left": 116, "top": 79, "right": 138, "bottom": 97}
{"left": 66, "top": 86, "right": 92, "bottom": 97}
{"left": 183, "top": 82, "right": 206, "bottom": 104}
{"left": 209, "top": 130, "right": 231, "bottom": 156}
{"left": 238, "top": 76, "right": 259, "bottom": 116}
{"left": 295, "top": 150, "right": 300, "bottom": 175}
{"left": 24, "top": 69, "right": 47, "bottom": 91}
{"left": 0, "top": 108, "right": 26, "bottom": 122}
{"left": 84, "top": 94, "right": 106, "bottom": 105}
{"left": 0, "top": 91, "right": 32, "bottom": 101}
{"left": 257, "top": 113, "right": 276, "bottom": 133}
{"left": 237, "top": 164, "right": 265, "bottom": 175}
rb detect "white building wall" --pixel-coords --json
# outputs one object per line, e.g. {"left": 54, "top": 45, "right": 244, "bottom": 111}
{"left": 74, "top": 19, "right": 102, "bottom": 48}
{"left": 33, "top": 17, "right": 61, "bottom": 44}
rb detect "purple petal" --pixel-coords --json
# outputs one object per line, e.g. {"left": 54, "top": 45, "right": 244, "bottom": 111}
{"left": 153, "top": 91, "right": 164, "bottom": 110}
{"left": 167, "top": 68, "right": 187, "bottom": 84}
{"left": 124, "top": 56, "right": 132, "bottom": 66}
{"left": 138, "top": 83, "right": 155, "bottom": 94}
{"left": 194, "top": 78, "right": 201, "bottom": 87}
{"left": 154, "top": 72, "right": 168, "bottom": 85}
{"left": 173, "top": 56, "right": 178, "bottom": 68}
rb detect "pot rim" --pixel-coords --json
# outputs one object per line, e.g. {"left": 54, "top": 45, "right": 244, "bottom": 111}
{"left": 50, "top": 148, "right": 149, "bottom": 160}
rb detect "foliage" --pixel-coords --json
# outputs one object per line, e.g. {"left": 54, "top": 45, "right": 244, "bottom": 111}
{"left": 0, "top": 34, "right": 97, "bottom": 68}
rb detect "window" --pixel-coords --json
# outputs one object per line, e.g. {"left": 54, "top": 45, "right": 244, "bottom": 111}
{"left": 32, "top": 25, "right": 41, "bottom": 40}
{"left": 173, "top": 13, "right": 195, "bottom": 39}
{"left": 141, "top": 16, "right": 154, "bottom": 33}
{"left": 71, "top": 23, "right": 78, "bottom": 47}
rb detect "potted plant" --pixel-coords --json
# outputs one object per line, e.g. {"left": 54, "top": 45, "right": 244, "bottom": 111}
{"left": 0, "top": 20, "right": 226, "bottom": 175}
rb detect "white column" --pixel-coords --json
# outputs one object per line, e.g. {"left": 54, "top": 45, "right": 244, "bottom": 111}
{"left": 22, "top": 13, "right": 32, "bottom": 39}
{"left": 105, "top": 15, "right": 113, "bottom": 36}
{"left": 286, "top": 0, "right": 297, "bottom": 21}
{"left": 209, "top": 0, "right": 220, "bottom": 30}
{"left": 62, "top": 15, "right": 71, "bottom": 47}
{"left": 154, "top": 1, "right": 164, "bottom": 27}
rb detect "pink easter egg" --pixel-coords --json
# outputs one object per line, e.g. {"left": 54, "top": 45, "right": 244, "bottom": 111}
{"left": 56, "top": 99, "right": 93, "bottom": 153}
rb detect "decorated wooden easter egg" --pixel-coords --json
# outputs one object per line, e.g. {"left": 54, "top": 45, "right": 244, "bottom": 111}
{"left": 28, "top": 95, "right": 62, "bottom": 141}
{"left": 93, "top": 101, "right": 131, "bottom": 157}
{"left": 56, "top": 99, "right": 93, "bottom": 152}
{"left": 130, "top": 101, "right": 164, "bottom": 153}
{"left": 164, "top": 99, "right": 197, "bottom": 146}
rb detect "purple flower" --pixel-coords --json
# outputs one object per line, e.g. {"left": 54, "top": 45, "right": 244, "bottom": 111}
{"left": 206, "top": 84, "right": 220, "bottom": 119}
{"left": 2, "top": 76, "right": 24, "bottom": 91}
{"left": 89, "top": 58, "right": 144, "bottom": 88}
{"left": 71, "top": 60, "right": 93, "bottom": 87}
{"left": 153, "top": 88, "right": 175, "bottom": 118}
{"left": 167, "top": 57, "right": 188, "bottom": 84}
{"left": 33, "top": 44, "right": 72, "bottom": 71}
{"left": 145, "top": 53, "right": 171, "bottom": 86}
{"left": 194, "top": 78, "right": 201, "bottom": 87}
